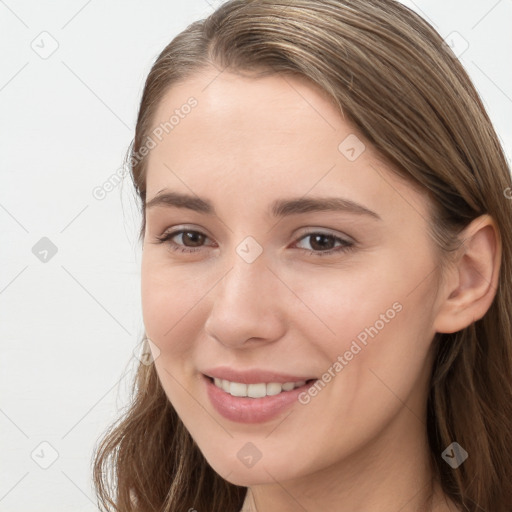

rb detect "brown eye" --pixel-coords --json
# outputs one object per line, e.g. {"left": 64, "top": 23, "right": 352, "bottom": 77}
{"left": 155, "top": 229, "right": 212, "bottom": 253}
{"left": 179, "top": 231, "right": 207, "bottom": 247}
{"left": 295, "top": 231, "right": 355, "bottom": 256}
{"left": 308, "top": 234, "right": 336, "bottom": 251}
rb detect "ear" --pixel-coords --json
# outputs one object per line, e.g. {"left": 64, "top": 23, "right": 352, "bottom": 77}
{"left": 433, "top": 214, "right": 502, "bottom": 334}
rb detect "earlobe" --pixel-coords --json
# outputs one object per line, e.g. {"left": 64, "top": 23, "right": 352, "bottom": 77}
{"left": 433, "top": 214, "right": 502, "bottom": 334}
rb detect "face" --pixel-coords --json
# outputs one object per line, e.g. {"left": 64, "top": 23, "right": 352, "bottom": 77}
{"left": 141, "top": 67, "right": 445, "bottom": 487}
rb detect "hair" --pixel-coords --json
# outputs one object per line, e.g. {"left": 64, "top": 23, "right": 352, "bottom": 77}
{"left": 92, "top": 1, "right": 512, "bottom": 511}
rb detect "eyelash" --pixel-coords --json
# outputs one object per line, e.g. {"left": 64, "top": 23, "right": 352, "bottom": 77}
{"left": 154, "top": 229, "right": 355, "bottom": 257}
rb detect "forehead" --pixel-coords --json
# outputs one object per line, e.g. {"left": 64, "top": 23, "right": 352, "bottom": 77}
{"left": 152, "top": 70, "right": 340, "bottom": 151}
{"left": 144, "top": 68, "right": 430, "bottom": 222}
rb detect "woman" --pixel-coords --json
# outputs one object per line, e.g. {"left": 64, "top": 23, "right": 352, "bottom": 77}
{"left": 92, "top": 1, "right": 512, "bottom": 510}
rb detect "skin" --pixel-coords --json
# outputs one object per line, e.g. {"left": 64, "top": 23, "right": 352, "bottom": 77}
{"left": 140, "top": 66, "right": 501, "bottom": 511}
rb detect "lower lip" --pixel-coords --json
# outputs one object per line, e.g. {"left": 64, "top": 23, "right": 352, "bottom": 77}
{"left": 203, "top": 375, "right": 316, "bottom": 424}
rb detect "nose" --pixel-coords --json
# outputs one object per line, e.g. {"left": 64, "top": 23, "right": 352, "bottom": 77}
{"left": 204, "top": 253, "right": 287, "bottom": 349}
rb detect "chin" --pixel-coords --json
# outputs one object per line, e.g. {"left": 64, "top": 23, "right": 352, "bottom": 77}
{"left": 203, "top": 448, "right": 306, "bottom": 487}
{"left": 216, "top": 465, "right": 283, "bottom": 487}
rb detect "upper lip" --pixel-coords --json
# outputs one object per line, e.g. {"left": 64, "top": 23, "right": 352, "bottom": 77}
{"left": 203, "top": 366, "right": 317, "bottom": 384}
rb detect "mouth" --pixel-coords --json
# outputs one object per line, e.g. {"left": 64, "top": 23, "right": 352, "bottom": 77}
{"left": 202, "top": 373, "right": 319, "bottom": 424}
{"left": 205, "top": 375, "right": 318, "bottom": 398}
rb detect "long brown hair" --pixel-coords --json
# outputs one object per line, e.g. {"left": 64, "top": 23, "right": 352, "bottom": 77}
{"left": 92, "top": 1, "right": 512, "bottom": 510}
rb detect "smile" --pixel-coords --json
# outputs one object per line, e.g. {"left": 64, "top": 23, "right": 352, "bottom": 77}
{"left": 212, "top": 377, "right": 310, "bottom": 398}
{"left": 203, "top": 374, "right": 318, "bottom": 423}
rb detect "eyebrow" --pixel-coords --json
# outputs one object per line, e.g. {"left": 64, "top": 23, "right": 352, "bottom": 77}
{"left": 145, "top": 190, "right": 381, "bottom": 220}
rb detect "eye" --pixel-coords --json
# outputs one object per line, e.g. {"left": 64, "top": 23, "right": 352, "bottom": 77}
{"left": 293, "top": 231, "right": 355, "bottom": 256}
{"left": 154, "top": 229, "right": 214, "bottom": 253}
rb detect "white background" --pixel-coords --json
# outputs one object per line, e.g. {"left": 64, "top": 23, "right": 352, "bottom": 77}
{"left": 1, "top": 1, "right": 511, "bottom": 510}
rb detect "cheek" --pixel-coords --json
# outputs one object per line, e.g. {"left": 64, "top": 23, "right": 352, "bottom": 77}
{"left": 279, "top": 259, "right": 403, "bottom": 354}
{"left": 141, "top": 255, "right": 199, "bottom": 356}
{"left": 301, "top": 267, "right": 437, "bottom": 423}
{"left": 277, "top": 289, "right": 436, "bottom": 478}
{"left": 291, "top": 252, "right": 437, "bottom": 407}
{"left": 140, "top": 261, "right": 204, "bottom": 411}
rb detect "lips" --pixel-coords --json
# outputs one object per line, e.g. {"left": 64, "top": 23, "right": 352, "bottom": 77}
{"left": 203, "top": 375, "right": 315, "bottom": 423}
{"left": 202, "top": 366, "right": 317, "bottom": 384}
{"left": 201, "top": 366, "right": 319, "bottom": 423}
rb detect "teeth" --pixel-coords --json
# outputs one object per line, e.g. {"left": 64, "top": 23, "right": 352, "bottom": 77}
{"left": 266, "top": 382, "right": 282, "bottom": 396}
{"left": 248, "top": 383, "right": 266, "bottom": 398}
{"left": 230, "top": 382, "right": 247, "bottom": 397}
{"left": 212, "top": 378, "right": 308, "bottom": 398}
